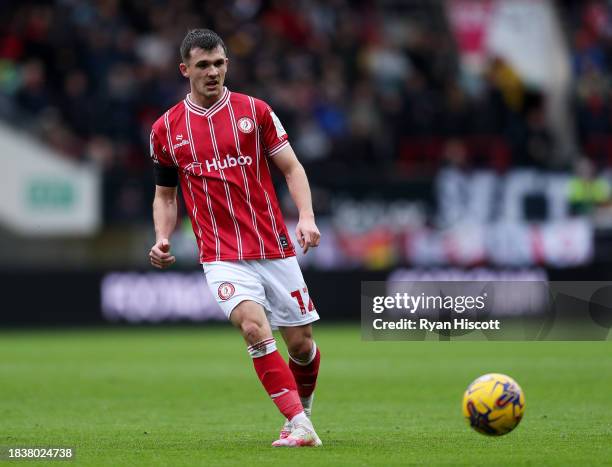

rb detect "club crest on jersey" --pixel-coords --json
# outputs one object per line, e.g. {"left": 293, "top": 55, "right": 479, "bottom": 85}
{"left": 237, "top": 117, "right": 255, "bottom": 134}
{"left": 218, "top": 282, "right": 235, "bottom": 301}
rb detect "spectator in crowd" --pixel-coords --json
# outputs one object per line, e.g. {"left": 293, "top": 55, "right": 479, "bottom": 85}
{"left": 568, "top": 156, "right": 611, "bottom": 216}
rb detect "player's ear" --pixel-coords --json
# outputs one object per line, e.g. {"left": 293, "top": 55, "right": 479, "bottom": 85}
{"left": 179, "top": 62, "right": 189, "bottom": 78}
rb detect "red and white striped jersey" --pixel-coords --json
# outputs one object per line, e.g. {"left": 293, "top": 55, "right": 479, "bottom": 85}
{"left": 150, "top": 87, "right": 296, "bottom": 262}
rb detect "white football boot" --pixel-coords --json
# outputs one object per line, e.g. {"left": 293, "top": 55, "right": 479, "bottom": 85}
{"left": 272, "top": 416, "right": 322, "bottom": 447}
{"left": 279, "top": 419, "right": 293, "bottom": 439}
{"left": 279, "top": 394, "right": 313, "bottom": 439}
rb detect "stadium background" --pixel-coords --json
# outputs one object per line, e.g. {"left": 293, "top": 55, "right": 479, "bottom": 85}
{"left": 0, "top": 1, "right": 611, "bottom": 465}
{"left": 2, "top": 0, "right": 612, "bottom": 323}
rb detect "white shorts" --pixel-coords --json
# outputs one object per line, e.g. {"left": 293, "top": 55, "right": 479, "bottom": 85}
{"left": 202, "top": 256, "right": 320, "bottom": 328}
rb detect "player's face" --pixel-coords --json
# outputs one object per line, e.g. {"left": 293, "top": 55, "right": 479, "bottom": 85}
{"left": 180, "top": 45, "right": 228, "bottom": 105}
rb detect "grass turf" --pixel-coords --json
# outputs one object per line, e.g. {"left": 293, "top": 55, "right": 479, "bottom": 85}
{"left": 0, "top": 325, "right": 610, "bottom": 466}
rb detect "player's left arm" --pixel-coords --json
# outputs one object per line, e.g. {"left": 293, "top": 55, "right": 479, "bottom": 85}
{"left": 272, "top": 146, "right": 320, "bottom": 254}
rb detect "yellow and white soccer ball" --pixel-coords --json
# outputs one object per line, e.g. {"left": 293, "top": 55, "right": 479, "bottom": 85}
{"left": 462, "top": 373, "right": 525, "bottom": 436}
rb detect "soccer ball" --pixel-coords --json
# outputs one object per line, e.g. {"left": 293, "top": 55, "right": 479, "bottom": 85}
{"left": 462, "top": 373, "right": 525, "bottom": 436}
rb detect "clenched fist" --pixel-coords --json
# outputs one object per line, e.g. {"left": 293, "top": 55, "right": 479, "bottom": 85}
{"left": 149, "top": 238, "right": 176, "bottom": 269}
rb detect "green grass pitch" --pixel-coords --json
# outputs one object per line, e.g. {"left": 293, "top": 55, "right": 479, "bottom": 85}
{"left": 1, "top": 325, "right": 610, "bottom": 466}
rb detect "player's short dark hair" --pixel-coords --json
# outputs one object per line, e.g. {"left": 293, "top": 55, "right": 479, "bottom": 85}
{"left": 180, "top": 29, "right": 228, "bottom": 61}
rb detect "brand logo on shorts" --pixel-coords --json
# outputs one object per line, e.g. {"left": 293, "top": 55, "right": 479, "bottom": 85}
{"left": 218, "top": 282, "right": 235, "bottom": 301}
{"left": 238, "top": 117, "right": 255, "bottom": 134}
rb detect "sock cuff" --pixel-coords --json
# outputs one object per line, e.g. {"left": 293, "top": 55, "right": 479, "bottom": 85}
{"left": 248, "top": 337, "right": 277, "bottom": 358}
{"left": 289, "top": 341, "right": 317, "bottom": 366}
{"left": 290, "top": 411, "right": 308, "bottom": 425}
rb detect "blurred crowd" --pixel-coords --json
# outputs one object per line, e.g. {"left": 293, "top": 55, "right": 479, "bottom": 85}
{"left": 564, "top": 0, "right": 612, "bottom": 167}
{"left": 1, "top": 0, "right": 611, "bottom": 223}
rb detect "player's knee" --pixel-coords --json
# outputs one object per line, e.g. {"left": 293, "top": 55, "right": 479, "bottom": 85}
{"left": 288, "top": 336, "right": 313, "bottom": 361}
{"left": 240, "top": 320, "right": 267, "bottom": 344}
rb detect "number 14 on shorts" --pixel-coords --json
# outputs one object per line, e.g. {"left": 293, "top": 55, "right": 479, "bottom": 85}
{"left": 290, "top": 288, "right": 315, "bottom": 315}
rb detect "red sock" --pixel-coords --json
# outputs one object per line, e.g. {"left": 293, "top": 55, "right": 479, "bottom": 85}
{"left": 289, "top": 346, "right": 321, "bottom": 398}
{"left": 249, "top": 338, "right": 303, "bottom": 420}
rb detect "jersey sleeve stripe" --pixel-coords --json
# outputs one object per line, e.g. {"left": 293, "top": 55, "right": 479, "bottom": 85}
{"left": 267, "top": 140, "right": 290, "bottom": 157}
{"left": 163, "top": 112, "right": 179, "bottom": 166}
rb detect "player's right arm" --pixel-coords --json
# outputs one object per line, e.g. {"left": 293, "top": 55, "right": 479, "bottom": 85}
{"left": 149, "top": 124, "right": 178, "bottom": 269}
{"left": 150, "top": 185, "right": 177, "bottom": 269}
